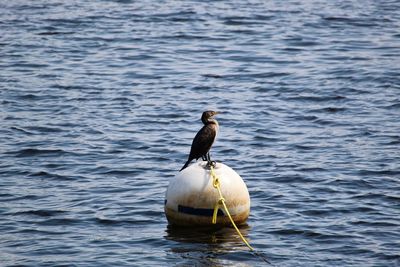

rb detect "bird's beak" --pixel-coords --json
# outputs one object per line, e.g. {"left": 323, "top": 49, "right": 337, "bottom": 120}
{"left": 214, "top": 111, "right": 220, "bottom": 115}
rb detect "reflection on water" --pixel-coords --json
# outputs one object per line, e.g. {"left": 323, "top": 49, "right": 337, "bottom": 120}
{"left": 166, "top": 224, "right": 252, "bottom": 245}
{"left": 165, "top": 224, "right": 257, "bottom": 266}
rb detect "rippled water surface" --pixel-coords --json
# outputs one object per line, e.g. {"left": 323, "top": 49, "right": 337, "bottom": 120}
{"left": 1, "top": 0, "right": 400, "bottom": 266}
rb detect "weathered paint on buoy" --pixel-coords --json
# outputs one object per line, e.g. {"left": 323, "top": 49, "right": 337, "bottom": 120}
{"left": 164, "top": 161, "right": 250, "bottom": 226}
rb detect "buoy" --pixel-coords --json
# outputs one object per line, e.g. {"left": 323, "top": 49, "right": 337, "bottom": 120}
{"left": 164, "top": 161, "right": 250, "bottom": 226}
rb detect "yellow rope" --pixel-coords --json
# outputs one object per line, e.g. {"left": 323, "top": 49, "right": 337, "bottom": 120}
{"left": 210, "top": 165, "right": 254, "bottom": 251}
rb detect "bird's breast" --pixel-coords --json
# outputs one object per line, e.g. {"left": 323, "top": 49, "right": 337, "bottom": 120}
{"left": 211, "top": 122, "right": 219, "bottom": 139}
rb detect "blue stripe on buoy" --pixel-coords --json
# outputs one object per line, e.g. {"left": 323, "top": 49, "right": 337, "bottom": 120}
{"left": 178, "top": 205, "right": 224, "bottom": 216}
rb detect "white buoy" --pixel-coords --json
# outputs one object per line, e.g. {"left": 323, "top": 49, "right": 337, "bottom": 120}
{"left": 164, "top": 161, "right": 250, "bottom": 226}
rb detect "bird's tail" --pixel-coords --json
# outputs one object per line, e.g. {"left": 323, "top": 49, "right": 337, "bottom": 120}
{"left": 180, "top": 160, "right": 191, "bottom": 172}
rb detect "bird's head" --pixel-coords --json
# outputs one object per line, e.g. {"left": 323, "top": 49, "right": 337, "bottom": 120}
{"left": 201, "top": 110, "right": 219, "bottom": 124}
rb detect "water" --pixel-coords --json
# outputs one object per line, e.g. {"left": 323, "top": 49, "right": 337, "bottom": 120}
{"left": 1, "top": 0, "right": 399, "bottom": 266}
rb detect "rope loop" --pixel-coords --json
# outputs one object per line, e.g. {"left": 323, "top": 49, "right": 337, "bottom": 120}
{"left": 213, "top": 177, "right": 219, "bottom": 188}
{"left": 209, "top": 165, "right": 254, "bottom": 251}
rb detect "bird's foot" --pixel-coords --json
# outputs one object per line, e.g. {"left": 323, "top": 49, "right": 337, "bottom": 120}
{"left": 206, "top": 160, "right": 217, "bottom": 169}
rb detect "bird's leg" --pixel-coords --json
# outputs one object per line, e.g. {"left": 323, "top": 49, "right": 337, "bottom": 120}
{"left": 202, "top": 155, "right": 207, "bottom": 161}
{"left": 206, "top": 153, "right": 216, "bottom": 168}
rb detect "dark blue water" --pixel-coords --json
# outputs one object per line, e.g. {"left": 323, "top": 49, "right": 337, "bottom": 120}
{"left": 1, "top": 1, "right": 400, "bottom": 266}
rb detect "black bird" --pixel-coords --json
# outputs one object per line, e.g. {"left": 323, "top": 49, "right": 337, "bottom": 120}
{"left": 180, "top": 111, "right": 219, "bottom": 171}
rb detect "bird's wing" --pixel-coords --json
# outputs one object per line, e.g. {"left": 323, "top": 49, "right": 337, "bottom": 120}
{"left": 189, "top": 124, "right": 217, "bottom": 160}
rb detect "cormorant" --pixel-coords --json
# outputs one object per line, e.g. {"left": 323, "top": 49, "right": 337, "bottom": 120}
{"left": 180, "top": 111, "right": 219, "bottom": 171}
